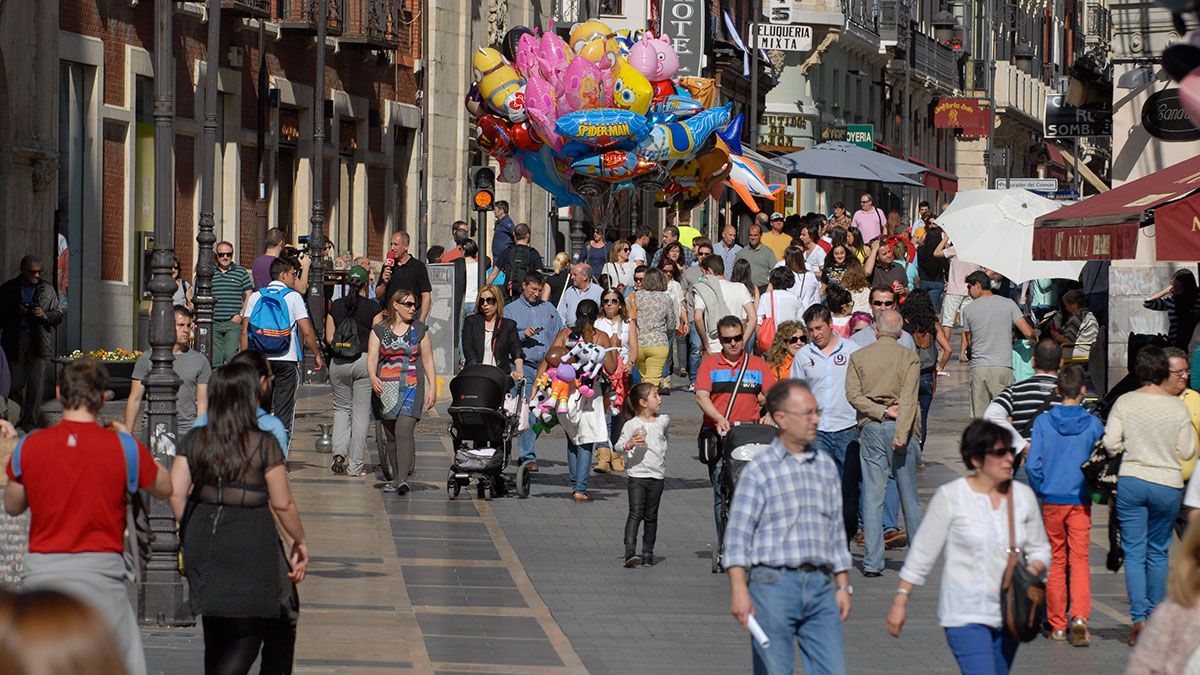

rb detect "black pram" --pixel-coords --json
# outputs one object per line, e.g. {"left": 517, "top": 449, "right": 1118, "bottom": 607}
{"left": 446, "top": 364, "right": 531, "bottom": 499}
{"left": 712, "top": 423, "right": 777, "bottom": 573}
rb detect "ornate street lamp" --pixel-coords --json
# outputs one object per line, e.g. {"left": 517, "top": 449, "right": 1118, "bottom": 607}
{"left": 193, "top": 0, "right": 222, "bottom": 361}
{"left": 304, "top": 0, "right": 329, "bottom": 381}
{"left": 1014, "top": 42, "right": 1036, "bottom": 72}
{"left": 141, "top": 0, "right": 187, "bottom": 625}
{"left": 933, "top": 9, "right": 957, "bottom": 45}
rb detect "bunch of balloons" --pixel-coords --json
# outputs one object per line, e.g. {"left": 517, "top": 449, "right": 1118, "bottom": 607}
{"left": 466, "top": 20, "right": 786, "bottom": 221}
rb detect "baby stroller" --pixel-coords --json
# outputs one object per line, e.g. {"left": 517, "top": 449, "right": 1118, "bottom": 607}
{"left": 712, "top": 423, "right": 777, "bottom": 573}
{"left": 446, "top": 364, "right": 531, "bottom": 500}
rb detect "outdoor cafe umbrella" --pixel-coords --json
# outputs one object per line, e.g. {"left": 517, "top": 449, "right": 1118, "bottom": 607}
{"left": 775, "top": 141, "right": 926, "bottom": 186}
{"left": 937, "top": 188, "right": 1086, "bottom": 283}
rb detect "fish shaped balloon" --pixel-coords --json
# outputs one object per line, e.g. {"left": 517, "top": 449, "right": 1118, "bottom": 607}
{"left": 725, "top": 152, "right": 785, "bottom": 213}
{"left": 638, "top": 104, "right": 732, "bottom": 162}
{"left": 571, "top": 150, "right": 658, "bottom": 182}
{"left": 556, "top": 109, "right": 651, "bottom": 148}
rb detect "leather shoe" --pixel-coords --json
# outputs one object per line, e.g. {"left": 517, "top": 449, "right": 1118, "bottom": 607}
{"left": 1127, "top": 620, "right": 1145, "bottom": 646}
{"left": 884, "top": 530, "right": 908, "bottom": 549}
{"left": 524, "top": 461, "right": 539, "bottom": 472}
{"left": 861, "top": 569, "right": 882, "bottom": 578}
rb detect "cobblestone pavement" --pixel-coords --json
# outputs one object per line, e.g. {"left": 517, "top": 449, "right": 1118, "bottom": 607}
{"left": 2, "top": 358, "right": 1140, "bottom": 672}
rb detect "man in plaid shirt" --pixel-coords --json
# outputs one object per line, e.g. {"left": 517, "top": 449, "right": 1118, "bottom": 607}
{"left": 725, "top": 380, "right": 853, "bottom": 675}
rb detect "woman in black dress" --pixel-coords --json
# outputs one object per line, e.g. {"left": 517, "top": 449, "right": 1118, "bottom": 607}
{"left": 170, "top": 362, "right": 309, "bottom": 674}
{"left": 461, "top": 284, "right": 524, "bottom": 378}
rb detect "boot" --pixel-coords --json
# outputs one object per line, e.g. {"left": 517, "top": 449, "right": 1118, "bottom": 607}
{"left": 593, "top": 446, "right": 612, "bottom": 474}
{"left": 609, "top": 449, "right": 626, "bottom": 473}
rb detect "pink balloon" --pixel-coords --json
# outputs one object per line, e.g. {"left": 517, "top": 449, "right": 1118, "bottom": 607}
{"left": 525, "top": 72, "right": 565, "bottom": 151}
{"left": 537, "top": 31, "right": 572, "bottom": 88}
{"left": 1180, "top": 69, "right": 1200, "bottom": 128}
{"left": 514, "top": 31, "right": 541, "bottom": 80}
{"left": 652, "top": 35, "right": 680, "bottom": 81}
{"left": 559, "top": 57, "right": 604, "bottom": 113}
{"left": 627, "top": 33, "right": 658, "bottom": 80}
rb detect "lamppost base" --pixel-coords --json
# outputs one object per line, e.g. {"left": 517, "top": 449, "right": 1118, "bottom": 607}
{"left": 137, "top": 567, "right": 193, "bottom": 627}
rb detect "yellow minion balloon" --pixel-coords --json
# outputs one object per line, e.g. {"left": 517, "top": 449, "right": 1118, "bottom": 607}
{"left": 569, "top": 20, "right": 612, "bottom": 54}
{"left": 473, "top": 47, "right": 527, "bottom": 122}
{"left": 612, "top": 62, "right": 653, "bottom": 115}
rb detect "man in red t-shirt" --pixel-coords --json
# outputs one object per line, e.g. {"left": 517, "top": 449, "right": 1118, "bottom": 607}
{"left": 4, "top": 359, "right": 171, "bottom": 675}
{"left": 695, "top": 315, "right": 776, "bottom": 539}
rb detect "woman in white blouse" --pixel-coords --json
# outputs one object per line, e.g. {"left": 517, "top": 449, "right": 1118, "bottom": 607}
{"left": 602, "top": 241, "right": 637, "bottom": 293}
{"left": 758, "top": 267, "right": 802, "bottom": 332}
{"left": 776, "top": 246, "right": 820, "bottom": 316}
{"left": 887, "top": 419, "right": 1049, "bottom": 675}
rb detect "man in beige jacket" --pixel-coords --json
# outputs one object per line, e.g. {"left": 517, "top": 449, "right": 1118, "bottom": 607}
{"left": 846, "top": 309, "right": 925, "bottom": 577}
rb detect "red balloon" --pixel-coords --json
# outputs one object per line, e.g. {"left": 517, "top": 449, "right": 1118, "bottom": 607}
{"left": 475, "top": 115, "right": 515, "bottom": 158}
{"left": 651, "top": 79, "right": 676, "bottom": 103}
{"left": 509, "top": 120, "right": 543, "bottom": 152}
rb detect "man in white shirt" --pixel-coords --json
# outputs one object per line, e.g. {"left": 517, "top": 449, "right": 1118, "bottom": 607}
{"left": 792, "top": 304, "right": 861, "bottom": 542}
{"left": 556, "top": 263, "right": 603, "bottom": 326}
{"left": 629, "top": 228, "right": 651, "bottom": 265}
{"left": 241, "top": 256, "right": 323, "bottom": 446}
{"left": 799, "top": 221, "right": 826, "bottom": 275}
{"left": 691, "top": 255, "right": 754, "bottom": 355}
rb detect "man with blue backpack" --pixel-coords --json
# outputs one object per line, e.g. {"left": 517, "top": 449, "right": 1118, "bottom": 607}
{"left": 241, "top": 257, "right": 323, "bottom": 449}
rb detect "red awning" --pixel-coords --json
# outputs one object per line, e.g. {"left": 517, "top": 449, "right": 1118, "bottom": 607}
{"left": 1045, "top": 143, "right": 1068, "bottom": 182}
{"left": 1033, "top": 154, "right": 1200, "bottom": 260}
{"left": 873, "top": 143, "right": 959, "bottom": 194}
{"left": 1153, "top": 193, "right": 1200, "bottom": 262}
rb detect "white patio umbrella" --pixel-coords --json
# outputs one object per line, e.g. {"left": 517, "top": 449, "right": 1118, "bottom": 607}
{"left": 937, "top": 189, "right": 1085, "bottom": 283}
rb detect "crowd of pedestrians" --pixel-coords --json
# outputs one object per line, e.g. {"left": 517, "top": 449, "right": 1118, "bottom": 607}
{"left": 8, "top": 196, "right": 1200, "bottom": 675}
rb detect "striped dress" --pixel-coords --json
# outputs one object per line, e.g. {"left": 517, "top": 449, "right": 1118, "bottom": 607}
{"left": 372, "top": 321, "right": 427, "bottom": 420}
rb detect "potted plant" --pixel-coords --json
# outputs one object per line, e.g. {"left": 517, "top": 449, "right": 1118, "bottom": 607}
{"left": 57, "top": 349, "right": 142, "bottom": 400}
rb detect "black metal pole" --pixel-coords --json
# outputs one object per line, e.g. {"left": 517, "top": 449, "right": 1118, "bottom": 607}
{"left": 749, "top": 0, "right": 761, "bottom": 152}
{"left": 477, "top": 210, "right": 488, "bottom": 292}
{"left": 304, "top": 0, "right": 328, "bottom": 381}
{"left": 194, "top": 0, "right": 221, "bottom": 361}
{"left": 140, "top": 0, "right": 187, "bottom": 626}
{"left": 256, "top": 18, "right": 269, "bottom": 231}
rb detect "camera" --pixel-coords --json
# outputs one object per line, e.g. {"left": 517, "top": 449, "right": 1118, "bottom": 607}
{"left": 284, "top": 235, "right": 312, "bottom": 259}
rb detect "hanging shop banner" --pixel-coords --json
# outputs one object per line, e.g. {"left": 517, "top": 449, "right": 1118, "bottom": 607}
{"left": 1142, "top": 88, "right": 1200, "bottom": 143}
{"left": 934, "top": 97, "right": 990, "bottom": 136}
{"left": 750, "top": 23, "right": 813, "bottom": 52}
{"left": 661, "top": 0, "right": 705, "bottom": 77}
{"left": 1044, "top": 94, "right": 1112, "bottom": 138}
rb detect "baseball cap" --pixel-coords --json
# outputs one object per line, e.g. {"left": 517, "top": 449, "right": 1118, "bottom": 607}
{"left": 770, "top": 211, "right": 784, "bottom": 220}
{"left": 347, "top": 265, "right": 369, "bottom": 286}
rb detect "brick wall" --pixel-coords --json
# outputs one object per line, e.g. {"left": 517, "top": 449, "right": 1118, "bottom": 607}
{"left": 368, "top": 164, "right": 386, "bottom": 255}
{"left": 174, "top": 134, "right": 196, "bottom": 277}
{"left": 239, "top": 149, "right": 260, "bottom": 266}
{"left": 102, "top": 122, "right": 126, "bottom": 282}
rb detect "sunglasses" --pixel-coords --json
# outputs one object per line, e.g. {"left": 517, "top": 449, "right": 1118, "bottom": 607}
{"left": 871, "top": 300, "right": 895, "bottom": 307}
{"left": 788, "top": 335, "right": 803, "bottom": 344}
{"left": 719, "top": 334, "right": 744, "bottom": 345}
{"left": 480, "top": 296, "right": 497, "bottom": 305}
{"left": 860, "top": 200, "right": 871, "bottom": 204}
{"left": 397, "top": 301, "right": 417, "bottom": 308}
{"left": 987, "top": 446, "right": 1016, "bottom": 458}
{"left": 216, "top": 252, "right": 233, "bottom": 258}
{"left": 603, "top": 298, "right": 621, "bottom": 304}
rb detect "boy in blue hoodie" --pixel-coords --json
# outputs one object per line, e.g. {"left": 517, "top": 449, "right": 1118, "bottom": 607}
{"left": 1027, "top": 363, "right": 1104, "bottom": 647}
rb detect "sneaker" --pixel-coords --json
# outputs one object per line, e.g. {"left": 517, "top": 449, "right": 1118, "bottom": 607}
{"left": 686, "top": 383, "right": 696, "bottom": 392}
{"left": 347, "top": 469, "right": 368, "bottom": 477}
{"left": 861, "top": 569, "right": 882, "bottom": 578}
{"left": 642, "top": 552, "right": 656, "bottom": 566}
{"left": 330, "top": 455, "right": 346, "bottom": 474}
{"left": 884, "top": 530, "right": 908, "bottom": 550}
{"left": 624, "top": 553, "right": 641, "bottom": 568}
{"left": 1049, "top": 630, "right": 1068, "bottom": 641}
{"left": 1069, "top": 617, "right": 1090, "bottom": 647}
{"left": 659, "top": 385, "right": 672, "bottom": 396}
{"left": 382, "top": 481, "right": 410, "bottom": 494}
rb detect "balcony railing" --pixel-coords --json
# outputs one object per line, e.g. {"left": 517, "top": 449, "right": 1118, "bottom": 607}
{"left": 912, "top": 31, "right": 958, "bottom": 92}
{"left": 340, "top": 0, "right": 404, "bottom": 50}
{"left": 278, "top": 0, "right": 347, "bottom": 35}
{"left": 877, "top": 0, "right": 909, "bottom": 46}
{"left": 220, "top": 0, "right": 270, "bottom": 18}
{"left": 993, "top": 60, "right": 1052, "bottom": 125}
{"left": 842, "top": 0, "right": 876, "bottom": 33}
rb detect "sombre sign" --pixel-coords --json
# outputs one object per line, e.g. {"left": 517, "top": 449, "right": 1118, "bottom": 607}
{"left": 750, "top": 24, "right": 813, "bottom": 51}
{"left": 1045, "top": 95, "right": 1112, "bottom": 138}
{"left": 662, "top": 0, "right": 705, "bottom": 77}
{"left": 1141, "top": 88, "right": 1200, "bottom": 143}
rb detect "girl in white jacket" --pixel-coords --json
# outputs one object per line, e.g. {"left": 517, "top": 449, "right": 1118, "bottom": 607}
{"left": 615, "top": 382, "right": 670, "bottom": 568}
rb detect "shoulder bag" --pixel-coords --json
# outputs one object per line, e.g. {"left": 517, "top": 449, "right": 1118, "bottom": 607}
{"left": 756, "top": 292, "right": 777, "bottom": 353}
{"left": 698, "top": 355, "right": 750, "bottom": 464}
{"left": 1000, "top": 483, "right": 1046, "bottom": 642}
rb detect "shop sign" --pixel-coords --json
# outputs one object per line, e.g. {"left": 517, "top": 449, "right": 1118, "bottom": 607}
{"left": 1032, "top": 224, "right": 1138, "bottom": 260}
{"left": 662, "top": 0, "right": 705, "bottom": 76}
{"left": 934, "top": 97, "right": 990, "bottom": 136}
{"left": 1141, "top": 88, "right": 1200, "bottom": 142}
{"left": 750, "top": 23, "right": 813, "bottom": 51}
{"left": 1045, "top": 94, "right": 1112, "bottom": 138}
{"left": 759, "top": 113, "right": 808, "bottom": 150}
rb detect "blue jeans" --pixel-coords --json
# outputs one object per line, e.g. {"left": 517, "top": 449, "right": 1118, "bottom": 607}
{"left": 1116, "top": 476, "right": 1182, "bottom": 622}
{"left": 517, "top": 364, "right": 539, "bottom": 464}
{"left": 688, "top": 327, "right": 702, "bottom": 383}
{"left": 918, "top": 280, "right": 945, "bottom": 313}
{"left": 859, "top": 421, "right": 924, "bottom": 573}
{"left": 748, "top": 567, "right": 846, "bottom": 675}
{"left": 811, "top": 428, "right": 856, "bottom": 478}
{"left": 858, "top": 473, "right": 902, "bottom": 533}
{"left": 567, "top": 441, "right": 594, "bottom": 494}
{"left": 918, "top": 371, "right": 934, "bottom": 448}
{"left": 944, "top": 624, "right": 1018, "bottom": 675}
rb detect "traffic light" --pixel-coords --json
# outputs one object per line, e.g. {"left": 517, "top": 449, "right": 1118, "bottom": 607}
{"left": 470, "top": 166, "right": 495, "bottom": 212}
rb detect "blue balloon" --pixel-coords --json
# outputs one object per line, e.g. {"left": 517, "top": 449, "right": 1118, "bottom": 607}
{"left": 520, "top": 147, "right": 584, "bottom": 207}
{"left": 555, "top": 109, "right": 652, "bottom": 148}
{"left": 638, "top": 104, "right": 732, "bottom": 162}
{"left": 718, "top": 112, "right": 745, "bottom": 156}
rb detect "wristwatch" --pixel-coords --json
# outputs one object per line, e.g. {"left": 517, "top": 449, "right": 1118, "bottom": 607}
{"left": 836, "top": 584, "right": 853, "bottom": 595}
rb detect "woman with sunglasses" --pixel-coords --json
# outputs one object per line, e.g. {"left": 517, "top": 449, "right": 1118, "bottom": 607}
{"left": 887, "top": 420, "right": 1049, "bottom": 674}
{"left": 368, "top": 287, "right": 437, "bottom": 494}
{"left": 595, "top": 290, "right": 638, "bottom": 471}
{"left": 603, "top": 242, "right": 636, "bottom": 293}
{"left": 461, "top": 285, "right": 523, "bottom": 381}
{"left": 171, "top": 261, "right": 193, "bottom": 311}
{"left": 764, "top": 320, "right": 804, "bottom": 380}
{"left": 536, "top": 299, "right": 618, "bottom": 501}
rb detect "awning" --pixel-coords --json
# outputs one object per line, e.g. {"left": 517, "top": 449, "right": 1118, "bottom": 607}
{"left": 1153, "top": 193, "right": 1200, "bottom": 262}
{"left": 743, "top": 147, "right": 789, "bottom": 187}
{"left": 1032, "top": 154, "right": 1200, "bottom": 260}
{"left": 875, "top": 143, "right": 959, "bottom": 194}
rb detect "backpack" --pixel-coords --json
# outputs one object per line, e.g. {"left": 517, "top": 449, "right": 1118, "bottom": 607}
{"left": 247, "top": 286, "right": 297, "bottom": 356}
{"left": 12, "top": 429, "right": 152, "bottom": 583}
{"left": 505, "top": 245, "right": 536, "bottom": 296}
{"left": 329, "top": 303, "right": 362, "bottom": 361}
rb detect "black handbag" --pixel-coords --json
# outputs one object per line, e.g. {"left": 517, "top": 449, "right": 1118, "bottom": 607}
{"left": 1080, "top": 439, "right": 1121, "bottom": 505}
{"left": 1000, "top": 483, "right": 1046, "bottom": 642}
{"left": 698, "top": 354, "right": 750, "bottom": 464}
